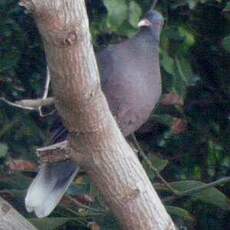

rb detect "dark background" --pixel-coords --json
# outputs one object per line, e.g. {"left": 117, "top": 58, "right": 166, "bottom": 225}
{"left": 0, "top": 0, "right": 229, "bottom": 229}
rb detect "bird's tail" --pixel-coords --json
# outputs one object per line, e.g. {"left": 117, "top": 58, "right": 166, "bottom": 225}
{"left": 25, "top": 160, "right": 79, "bottom": 218}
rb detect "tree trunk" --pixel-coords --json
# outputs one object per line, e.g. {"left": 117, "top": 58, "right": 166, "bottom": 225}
{"left": 0, "top": 197, "right": 37, "bottom": 230}
{"left": 20, "top": 0, "right": 175, "bottom": 229}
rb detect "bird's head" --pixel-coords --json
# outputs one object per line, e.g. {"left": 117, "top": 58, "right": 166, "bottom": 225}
{"left": 137, "top": 10, "right": 164, "bottom": 41}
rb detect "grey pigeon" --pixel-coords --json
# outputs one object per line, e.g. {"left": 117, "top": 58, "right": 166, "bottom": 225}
{"left": 25, "top": 9, "right": 164, "bottom": 218}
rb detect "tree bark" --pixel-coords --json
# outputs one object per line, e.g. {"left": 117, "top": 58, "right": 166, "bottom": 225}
{"left": 0, "top": 197, "right": 37, "bottom": 230}
{"left": 20, "top": 0, "right": 175, "bottom": 229}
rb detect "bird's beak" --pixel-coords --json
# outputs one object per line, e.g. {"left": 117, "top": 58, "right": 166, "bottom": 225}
{"left": 137, "top": 19, "right": 152, "bottom": 28}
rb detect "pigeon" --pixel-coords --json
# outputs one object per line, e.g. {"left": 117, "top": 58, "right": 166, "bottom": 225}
{"left": 25, "top": 9, "right": 164, "bottom": 218}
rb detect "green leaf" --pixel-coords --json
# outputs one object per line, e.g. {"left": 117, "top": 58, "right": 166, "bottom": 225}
{"left": 29, "top": 218, "right": 74, "bottom": 230}
{"left": 143, "top": 154, "right": 168, "bottom": 181}
{"left": 0, "top": 49, "right": 20, "bottom": 72}
{"left": 170, "top": 0, "right": 188, "bottom": 9}
{"left": 173, "top": 56, "right": 198, "bottom": 97}
{"left": 222, "top": 36, "right": 230, "bottom": 52}
{"left": 166, "top": 205, "right": 194, "bottom": 222}
{"left": 103, "top": 0, "right": 128, "bottom": 30}
{"left": 223, "top": 2, "right": 230, "bottom": 12}
{"left": 154, "top": 114, "right": 174, "bottom": 127}
{"left": 149, "top": 155, "right": 169, "bottom": 172}
{"left": 178, "top": 27, "right": 195, "bottom": 50}
{"left": 128, "top": 1, "right": 142, "bottom": 28}
{"left": 0, "top": 143, "right": 8, "bottom": 158}
{"left": 0, "top": 173, "right": 31, "bottom": 190}
{"left": 160, "top": 50, "right": 175, "bottom": 75}
{"left": 115, "top": 21, "right": 137, "bottom": 37}
{"left": 175, "top": 56, "right": 193, "bottom": 84}
{"left": 187, "top": 0, "right": 197, "bottom": 10}
{"left": 98, "top": 212, "right": 120, "bottom": 230}
{"left": 170, "top": 180, "right": 230, "bottom": 210}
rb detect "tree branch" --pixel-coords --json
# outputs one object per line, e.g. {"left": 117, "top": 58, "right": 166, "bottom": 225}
{"left": 0, "top": 196, "right": 37, "bottom": 230}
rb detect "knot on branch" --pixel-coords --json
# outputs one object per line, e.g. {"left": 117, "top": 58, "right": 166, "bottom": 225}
{"left": 44, "top": 28, "right": 83, "bottom": 48}
{"left": 120, "top": 188, "right": 140, "bottom": 205}
{"left": 61, "top": 31, "right": 78, "bottom": 46}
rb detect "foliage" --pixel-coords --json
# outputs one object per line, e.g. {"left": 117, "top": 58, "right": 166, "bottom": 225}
{"left": 0, "top": 0, "right": 229, "bottom": 229}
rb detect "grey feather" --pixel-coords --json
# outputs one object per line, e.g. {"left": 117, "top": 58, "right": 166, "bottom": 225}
{"left": 25, "top": 161, "right": 79, "bottom": 218}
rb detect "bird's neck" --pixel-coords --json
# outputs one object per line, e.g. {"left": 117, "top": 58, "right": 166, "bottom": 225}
{"left": 134, "top": 29, "right": 160, "bottom": 50}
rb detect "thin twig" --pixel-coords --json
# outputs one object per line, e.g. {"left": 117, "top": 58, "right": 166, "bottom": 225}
{"left": 0, "top": 97, "right": 36, "bottom": 110}
{"left": 0, "top": 97, "right": 54, "bottom": 110}
{"left": 66, "top": 195, "right": 105, "bottom": 213}
{"left": 151, "top": 0, "right": 158, "bottom": 9}
{"left": 59, "top": 205, "right": 87, "bottom": 225}
{"left": 163, "top": 177, "right": 230, "bottom": 203}
{"left": 61, "top": 204, "right": 104, "bottom": 217}
{"left": 131, "top": 134, "right": 179, "bottom": 195}
{"left": 42, "top": 67, "right": 50, "bottom": 100}
{"left": 39, "top": 67, "right": 52, "bottom": 116}
{"left": 0, "top": 68, "right": 55, "bottom": 116}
